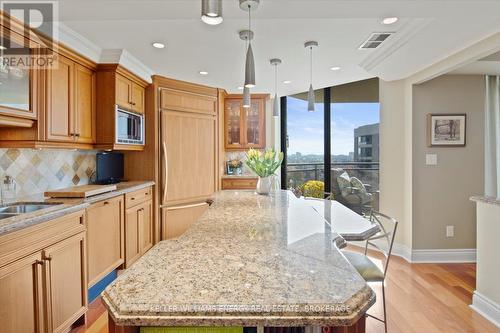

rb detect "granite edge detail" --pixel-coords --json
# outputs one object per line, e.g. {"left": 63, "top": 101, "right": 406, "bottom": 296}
{"left": 470, "top": 196, "right": 500, "bottom": 206}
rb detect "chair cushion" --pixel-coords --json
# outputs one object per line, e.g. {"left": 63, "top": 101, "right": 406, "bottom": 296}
{"left": 337, "top": 172, "right": 352, "bottom": 197}
{"left": 342, "top": 251, "right": 385, "bottom": 282}
{"left": 350, "top": 177, "right": 366, "bottom": 193}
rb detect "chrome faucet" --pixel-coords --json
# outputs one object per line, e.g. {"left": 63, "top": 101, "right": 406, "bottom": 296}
{"left": 0, "top": 175, "right": 17, "bottom": 205}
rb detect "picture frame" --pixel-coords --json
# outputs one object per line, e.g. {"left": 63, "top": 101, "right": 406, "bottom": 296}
{"left": 427, "top": 113, "right": 466, "bottom": 147}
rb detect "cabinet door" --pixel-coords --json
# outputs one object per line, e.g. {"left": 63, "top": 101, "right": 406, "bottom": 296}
{"left": 124, "top": 206, "right": 140, "bottom": 268}
{"left": 139, "top": 200, "right": 153, "bottom": 254}
{"left": 0, "top": 252, "right": 44, "bottom": 333}
{"left": 74, "top": 64, "right": 96, "bottom": 144}
{"left": 46, "top": 55, "right": 75, "bottom": 142}
{"left": 42, "top": 232, "right": 87, "bottom": 333}
{"left": 224, "top": 99, "right": 243, "bottom": 149}
{"left": 115, "top": 74, "right": 131, "bottom": 110}
{"left": 243, "top": 98, "right": 266, "bottom": 149}
{"left": 161, "top": 202, "right": 208, "bottom": 240}
{"left": 130, "top": 82, "right": 145, "bottom": 114}
{"left": 86, "top": 196, "right": 124, "bottom": 287}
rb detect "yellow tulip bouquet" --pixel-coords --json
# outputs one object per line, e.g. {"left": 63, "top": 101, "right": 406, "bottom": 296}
{"left": 245, "top": 148, "right": 284, "bottom": 178}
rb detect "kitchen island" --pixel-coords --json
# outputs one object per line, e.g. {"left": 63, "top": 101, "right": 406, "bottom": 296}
{"left": 103, "top": 190, "right": 375, "bottom": 332}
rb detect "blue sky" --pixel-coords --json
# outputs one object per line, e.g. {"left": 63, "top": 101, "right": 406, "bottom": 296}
{"left": 287, "top": 97, "right": 380, "bottom": 155}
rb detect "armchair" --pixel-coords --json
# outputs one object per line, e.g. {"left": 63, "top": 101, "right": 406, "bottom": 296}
{"left": 332, "top": 168, "right": 373, "bottom": 215}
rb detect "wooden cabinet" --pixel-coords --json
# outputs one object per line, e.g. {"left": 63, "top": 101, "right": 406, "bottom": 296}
{"left": 86, "top": 196, "right": 124, "bottom": 287}
{"left": 46, "top": 55, "right": 96, "bottom": 144}
{"left": 95, "top": 65, "right": 148, "bottom": 151}
{"left": 221, "top": 177, "right": 258, "bottom": 190}
{"left": 0, "top": 252, "right": 44, "bottom": 333}
{"left": 42, "top": 232, "right": 87, "bottom": 333}
{"left": 161, "top": 202, "right": 209, "bottom": 240}
{"left": 0, "top": 210, "right": 87, "bottom": 333}
{"left": 224, "top": 94, "right": 267, "bottom": 150}
{"left": 124, "top": 187, "right": 153, "bottom": 268}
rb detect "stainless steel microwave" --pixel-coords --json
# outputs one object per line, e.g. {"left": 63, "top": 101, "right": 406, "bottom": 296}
{"left": 116, "top": 107, "right": 144, "bottom": 145}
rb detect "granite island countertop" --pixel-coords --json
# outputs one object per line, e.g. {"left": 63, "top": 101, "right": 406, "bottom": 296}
{"left": 0, "top": 181, "right": 155, "bottom": 236}
{"left": 102, "top": 190, "right": 375, "bottom": 327}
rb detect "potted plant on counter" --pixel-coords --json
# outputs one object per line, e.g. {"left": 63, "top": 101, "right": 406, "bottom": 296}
{"left": 245, "top": 148, "right": 284, "bottom": 195}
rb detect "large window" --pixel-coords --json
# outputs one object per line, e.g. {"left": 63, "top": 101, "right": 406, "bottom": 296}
{"left": 281, "top": 79, "right": 380, "bottom": 211}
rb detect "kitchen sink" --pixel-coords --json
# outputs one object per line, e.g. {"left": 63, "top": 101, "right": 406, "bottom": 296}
{"left": 0, "top": 202, "right": 62, "bottom": 220}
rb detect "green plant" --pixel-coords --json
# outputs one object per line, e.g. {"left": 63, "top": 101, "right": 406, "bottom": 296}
{"left": 245, "top": 148, "right": 284, "bottom": 178}
{"left": 299, "top": 180, "right": 325, "bottom": 198}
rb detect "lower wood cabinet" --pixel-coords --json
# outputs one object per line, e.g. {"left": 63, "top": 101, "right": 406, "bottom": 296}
{"left": 221, "top": 177, "right": 258, "bottom": 190}
{"left": 86, "top": 196, "right": 124, "bottom": 287}
{"left": 0, "top": 211, "right": 87, "bottom": 333}
{"left": 161, "top": 202, "right": 209, "bottom": 240}
{"left": 125, "top": 199, "right": 153, "bottom": 268}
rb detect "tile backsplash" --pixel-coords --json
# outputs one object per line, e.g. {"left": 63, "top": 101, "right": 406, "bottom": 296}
{"left": 0, "top": 148, "right": 97, "bottom": 197}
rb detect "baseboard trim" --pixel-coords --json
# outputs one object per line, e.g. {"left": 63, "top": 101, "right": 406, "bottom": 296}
{"left": 411, "top": 248, "right": 476, "bottom": 263}
{"left": 471, "top": 291, "right": 500, "bottom": 328}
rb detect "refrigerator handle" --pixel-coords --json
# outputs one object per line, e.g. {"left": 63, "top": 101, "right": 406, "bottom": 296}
{"left": 162, "top": 141, "right": 168, "bottom": 204}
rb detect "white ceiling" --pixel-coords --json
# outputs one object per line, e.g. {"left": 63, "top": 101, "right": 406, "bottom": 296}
{"left": 451, "top": 51, "right": 500, "bottom": 75}
{"left": 53, "top": 0, "right": 500, "bottom": 95}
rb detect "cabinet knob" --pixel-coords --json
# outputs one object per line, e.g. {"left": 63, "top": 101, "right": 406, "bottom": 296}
{"left": 36, "top": 260, "right": 44, "bottom": 266}
{"left": 44, "top": 256, "right": 52, "bottom": 261}
{"left": 103, "top": 201, "right": 110, "bottom": 205}
{"left": 131, "top": 197, "right": 135, "bottom": 201}
{"left": 75, "top": 133, "right": 80, "bottom": 137}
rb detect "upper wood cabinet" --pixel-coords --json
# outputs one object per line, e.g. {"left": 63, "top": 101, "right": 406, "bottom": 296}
{"left": 46, "top": 55, "right": 96, "bottom": 145}
{"left": 95, "top": 64, "right": 148, "bottom": 151}
{"left": 224, "top": 94, "right": 267, "bottom": 150}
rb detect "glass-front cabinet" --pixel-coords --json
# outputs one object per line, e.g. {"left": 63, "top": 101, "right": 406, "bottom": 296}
{"left": 0, "top": 26, "right": 40, "bottom": 120}
{"left": 224, "top": 94, "right": 266, "bottom": 150}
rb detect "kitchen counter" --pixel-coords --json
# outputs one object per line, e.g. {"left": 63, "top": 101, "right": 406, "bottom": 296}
{"left": 103, "top": 190, "right": 375, "bottom": 330}
{"left": 0, "top": 181, "right": 155, "bottom": 236}
{"left": 470, "top": 195, "right": 500, "bottom": 206}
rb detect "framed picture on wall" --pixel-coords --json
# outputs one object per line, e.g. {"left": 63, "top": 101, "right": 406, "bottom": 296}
{"left": 427, "top": 113, "right": 467, "bottom": 147}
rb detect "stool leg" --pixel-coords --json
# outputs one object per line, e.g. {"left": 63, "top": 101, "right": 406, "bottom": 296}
{"left": 382, "top": 281, "right": 387, "bottom": 333}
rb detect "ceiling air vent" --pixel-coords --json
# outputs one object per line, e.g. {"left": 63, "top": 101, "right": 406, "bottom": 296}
{"left": 359, "top": 32, "right": 394, "bottom": 50}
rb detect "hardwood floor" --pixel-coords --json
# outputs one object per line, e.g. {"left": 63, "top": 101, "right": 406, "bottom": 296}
{"left": 73, "top": 254, "right": 500, "bottom": 333}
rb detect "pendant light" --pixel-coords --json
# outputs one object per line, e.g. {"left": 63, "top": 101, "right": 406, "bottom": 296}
{"left": 240, "top": 0, "right": 259, "bottom": 88}
{"left": 305, "top": 41, "right": 318, "bottom": 112}
{"left": 201, "top": 0, "right": 223, "bottom": 25}
{"left": 270, "top": 58, "right": 282, "bottom": 117}
{"left": 239, "top": 30, "right": 254, "bottom": 108}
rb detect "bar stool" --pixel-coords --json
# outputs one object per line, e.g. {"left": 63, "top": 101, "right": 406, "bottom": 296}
{"left": 342, "top": 211, "right": 398, "bottom": 333}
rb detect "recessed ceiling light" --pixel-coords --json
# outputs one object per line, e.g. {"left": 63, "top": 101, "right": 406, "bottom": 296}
{"left": 330, "top": 66, "right": 341, "bottom": 71}
{"left": 283, "top": 80, "right": 291, "bottom": 84}
{"left": 237, "top": 86, "right": 244, "bottom": 90}
{"left": 152, "top": 42, "right": 165, "bottom": 49}
{"left": 199, "top": 71, "right": 209, "bottom": 76}
{"left": 0, "top": 45, "right": 6, "bottom": 50}
{"left": 382, "top": 17, "right": 398, "bottom": 25}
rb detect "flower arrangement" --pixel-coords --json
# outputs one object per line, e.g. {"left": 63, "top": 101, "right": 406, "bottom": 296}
{"left": 245, "top": 148, "right": 284, "bottom": 178}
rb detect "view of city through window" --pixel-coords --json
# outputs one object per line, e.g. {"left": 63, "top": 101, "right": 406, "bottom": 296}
{"left": 286, "top": 95, "right": 380, "bottom": 210}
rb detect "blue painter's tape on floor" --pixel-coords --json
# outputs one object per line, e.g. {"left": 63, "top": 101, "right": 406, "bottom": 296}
{"left": 88, "top": 270, "right": 117, "bottom": 303}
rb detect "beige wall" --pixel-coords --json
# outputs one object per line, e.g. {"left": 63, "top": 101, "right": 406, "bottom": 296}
{"left": 379, "top": 79, "right": 413, "bottom": 248}
{"left": 412, "top": 75, "right": 485, "bottom": 249}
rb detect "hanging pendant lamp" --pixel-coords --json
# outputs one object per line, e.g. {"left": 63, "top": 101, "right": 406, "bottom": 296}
{"left": 270, "top": 58, "right": 282, "bottom": 118}
{"left": 240, "top": 0, "right": 259, "bottom": 88}
{"left": 239, "top": 30, "right": 254, "bottom": 108}
{"left": 201, "top": 0, "right": 223, "bottom": 25}
{"left": 305, "top": 41, "right": 318, "bottom": 112}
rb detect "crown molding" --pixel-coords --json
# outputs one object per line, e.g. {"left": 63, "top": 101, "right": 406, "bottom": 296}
{"left": 57, "top": 22, "right": 101, "bottom": 63}
{"left": 100, "top": 49, "right": 154, "bottom": 83}
{"left": 359, "top": 18, "right": 433, "bottom": 73}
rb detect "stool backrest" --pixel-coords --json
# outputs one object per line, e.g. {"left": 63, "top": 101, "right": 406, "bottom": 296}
{"left": 364, "top": 211, "right": 398, "bottom": 277}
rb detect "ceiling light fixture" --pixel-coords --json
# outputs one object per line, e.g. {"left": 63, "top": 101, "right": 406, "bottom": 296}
{"left": 240, "top": 0, "right": 259, "bottom": 88}
{"left": 270, "top": 58, "right": 282, "bottom": 118}
{"left": 199, "top": 71, "right": 209, "bottom": 75}
{"left": 201, "top": 0, "right": 223, "bottom": 25}
{"left": 330, "top": 66, "right": 341, "bottom": 71}
{"left": 237, "top": 86, "right": 244, "bottom": 90}
{"left": 239, "top": 29, "right": 254, "bottom": 108}
{"left": 305, "top": 41, "right": 318, "bottom": 112}
{"left": 382, "top": 17, "right": 398, "bottom": 25}
{"left": 243, "top": 87, "right": 251, "bottom": 108}
{"left": 152, "top": 42, "right": 165, "bottom": 49}
{"left": 283, "top": 80, "right": 291, "bottom": 84}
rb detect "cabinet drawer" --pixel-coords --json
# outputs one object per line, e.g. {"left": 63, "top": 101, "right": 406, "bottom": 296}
{"left": 125, "top": 186, "right": 152, "bottom": 208}
{"left": 0, "top": 210, "right": 85, "bottom": 268}
{"left": 221, "top": 178, "right": 258, "bottom": 190}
